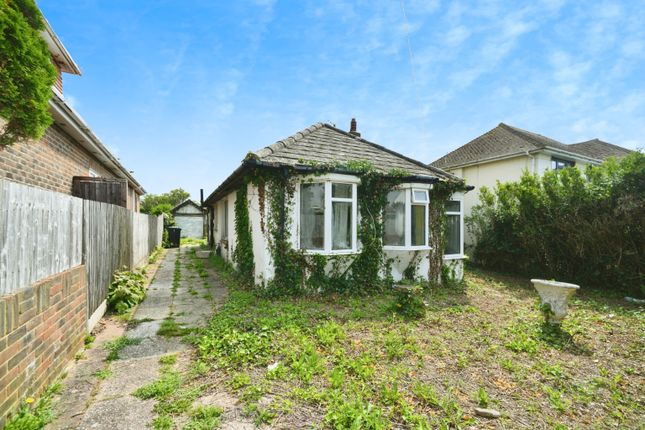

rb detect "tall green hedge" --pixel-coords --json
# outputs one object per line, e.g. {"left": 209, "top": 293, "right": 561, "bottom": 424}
{"left": 468, "top": 152, "right": 644, "bottom": 295}
{"left": 0, "top": 0, "right": 56, "bottom": 147}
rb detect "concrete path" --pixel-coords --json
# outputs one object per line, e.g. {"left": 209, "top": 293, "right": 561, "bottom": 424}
{"left": 48, "top": 246, "right": 227, "bottom": 430}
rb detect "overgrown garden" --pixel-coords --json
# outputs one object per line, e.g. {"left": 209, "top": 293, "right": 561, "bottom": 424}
{"left": 468, "top": 152, "right": 644, "bottom": 296}
{"left": 231, "top": 160, "right": 468, "bottom": 297}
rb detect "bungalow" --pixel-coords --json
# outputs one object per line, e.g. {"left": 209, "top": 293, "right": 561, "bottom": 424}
{"left": 430, "top": 123, "right": 633, "bottom": 247}
{"left": 204, "top": 120, "right": 468, "bottom": 290}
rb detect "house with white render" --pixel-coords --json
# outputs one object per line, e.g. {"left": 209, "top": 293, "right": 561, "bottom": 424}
{"left": 431, "top": 123, "right": 633, "bottom": 247}
{"left": 204, "top": 119, "right": 469, "bottom": 289}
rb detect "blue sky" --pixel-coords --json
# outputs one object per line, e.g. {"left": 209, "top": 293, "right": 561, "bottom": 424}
{"left": 41, "top": 0, "right": 645, "bottom": 197}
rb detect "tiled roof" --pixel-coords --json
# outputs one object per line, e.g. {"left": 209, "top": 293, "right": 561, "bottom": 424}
{"left": 430, "top": 123, "right": 631, "bottom": 169}
{"left": 205, "top": 122, "right": 457, "bottom": 204}
{"left": 254, "top": 123, "right": 453, "bottom": 179}
{"left": 568, "top": 139, "right": 633, "bottom": 160}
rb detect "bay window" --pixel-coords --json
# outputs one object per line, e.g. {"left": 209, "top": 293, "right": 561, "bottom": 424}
{"left": 383, "top": 190, "right": 405, "bottom": 246}
{"left": 444, "top": 199, "right": 463, "bottom": 257}
{"left": 383, "top": 187, "right": 429, "bottom": 249}
{"left": 299, "top": 181, "right": 357, "bottom": 253}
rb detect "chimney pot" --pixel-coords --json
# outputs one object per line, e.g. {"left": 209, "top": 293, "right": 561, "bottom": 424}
{"left": 349, "top": 118, "right": 361, "bottom": 137}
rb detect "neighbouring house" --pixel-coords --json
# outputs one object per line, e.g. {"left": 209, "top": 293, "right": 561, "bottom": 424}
{"left": 0, "top": 15, "right": 160, "bottom": 426}
{"left": 204, "top": 120, "right": 468, "bottom": 287}
{"left": 0, "top": 19, "right": 144, "bottom": 211}
{"left": 430, "top": 123, "right": 633, "bottom": 246}
{"left": 172, "top": 199, "right": 205, "bottom": 238}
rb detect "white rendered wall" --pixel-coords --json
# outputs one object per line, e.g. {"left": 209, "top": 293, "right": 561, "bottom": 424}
{"left": 212, "top": 175, "right": 465, "bottom": 284}
{"left": 247, "top": 183, "right": 273, "bottom": 284}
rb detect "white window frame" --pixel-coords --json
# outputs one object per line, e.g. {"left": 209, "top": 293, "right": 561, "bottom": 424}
{"left": 384, "top": 185, "right": 430, "bottom": 251}
{"left": 551, "top": 157, "right": 575, "bottom": 170}
{"left": 296, "top": 175, "right": 359, "bottom": 255}
{"left": 443, "top": 196, "right": 464, "bottom": 260}
{"left": 88, "top": 168, "right": 99, "bottom": 177}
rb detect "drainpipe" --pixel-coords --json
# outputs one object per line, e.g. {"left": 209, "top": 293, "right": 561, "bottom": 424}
{"left": 526, "top": 150, "right": 535, "bottom": 174}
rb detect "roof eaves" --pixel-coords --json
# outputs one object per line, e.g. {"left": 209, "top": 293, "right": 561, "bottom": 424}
{"left": 540, "top": 146, "right": 603, "bottom": 164}
{"left": 49, "top": 90, "right": 145, "bottom": 194}
{"left": 432, "top": 150, "right": 530, "bottom": 170}
{"left": 172, "top": 199, "right": 202, "bottom": 212}
{"left": 41, "top": 19, "right": 81, "bottom": 75}
{"left": 204, "top": 163, "right": 249, "bottom": 205}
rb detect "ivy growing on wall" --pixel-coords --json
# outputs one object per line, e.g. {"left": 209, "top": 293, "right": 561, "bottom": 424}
{"left": 231, "top": 157, "right": 467, "bottom": 296}
{"left": 0, "top": 0, "right": 57, "bottom": 147}
{"left": 346, "top": 161, "right": 405, "bottom": 292}
{"left": 252, "top": 169, "right": 307, "bottom": 296}
{"left": 232, "top": 184, "right": 255, "bottom": 286}
{"left": 427, "top": 180, "right": 470, "bottom": 284}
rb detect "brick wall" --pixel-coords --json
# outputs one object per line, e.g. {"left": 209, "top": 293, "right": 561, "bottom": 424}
{"left": 0, "top": 266, "right": 87, "bottom": 427}
{"left": 0, "top": 124, "right": 115, "bottom": 195}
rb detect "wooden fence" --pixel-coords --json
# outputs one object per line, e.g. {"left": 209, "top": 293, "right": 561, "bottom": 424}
{"left": 0, "top": 179, "right": 162, "bottom": 317}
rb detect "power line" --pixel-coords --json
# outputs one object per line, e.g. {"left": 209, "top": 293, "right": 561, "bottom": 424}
{"left": 399, "top": 0, "right": 431, "bottom": 146}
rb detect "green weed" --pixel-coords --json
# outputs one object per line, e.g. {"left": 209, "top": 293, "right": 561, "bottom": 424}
{"left": 104, "top": 336, "right": 141, "bottom": 361}
{"left": 183, "top": 405, "right": 224, "bottom": 430}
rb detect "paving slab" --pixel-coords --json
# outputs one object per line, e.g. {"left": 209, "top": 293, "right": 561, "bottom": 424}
{"left": 132, "top": 304, "right": 171, "bottom": 320}
{"left": 50, "top": 247, "right": 230, "bottom": 429}
{"left": 118, "top": 335, "right": 187, "bottom": 360}
{"left": 77, "top": 396, "right": 156, "bottom": 430}
{"left": 125, "top": 320, "right": 162, "bottom": 338}
{"left": 96, "top": 356, "right": 160, "bottom": 400}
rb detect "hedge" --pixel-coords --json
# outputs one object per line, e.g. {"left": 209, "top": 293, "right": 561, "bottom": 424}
{"left": 468, "top": 152, "right": 644, "bottom": 296}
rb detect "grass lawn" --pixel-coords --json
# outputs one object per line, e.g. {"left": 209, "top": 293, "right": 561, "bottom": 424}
{"left": 151, "top": 258, "right": 644, "bottom": 429}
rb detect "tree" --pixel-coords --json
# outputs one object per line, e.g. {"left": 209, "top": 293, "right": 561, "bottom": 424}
{"left": 140, "top": 188, "right": 191, "bottom": 214}
{"left": 0, "top": 0, "right": 57, "bottom": 147}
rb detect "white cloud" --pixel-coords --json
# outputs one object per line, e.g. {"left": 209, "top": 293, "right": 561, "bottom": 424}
{"left": 444, "top": 25, "right": 470, "bottom": 46}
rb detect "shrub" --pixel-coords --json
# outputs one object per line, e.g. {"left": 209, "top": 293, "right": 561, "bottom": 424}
{"left": 107, "top": 269, "right": 146, "bottom": 314}
{"left": 0, "top": 0, "right": 57, "bottom": 147}
{"left": 391, "top": 285, "right": 426, "bottom": 318}
{"left": 468, "top": 152, "right": 645, "bottom": 295}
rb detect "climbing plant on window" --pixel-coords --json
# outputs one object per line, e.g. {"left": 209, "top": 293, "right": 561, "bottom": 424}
{"left": 0, "top": 0, "right": 57, "bottom": 147}
{"left": 427, "top": 180, "right": 469, "bottom": 285}
{"left": 347, "top": 161, "right": 405, "bottom": 292}
{"left": 233, "top": 184, "right": 255, "bottom": 286}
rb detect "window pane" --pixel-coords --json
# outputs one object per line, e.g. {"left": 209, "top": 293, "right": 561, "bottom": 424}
{"left": 332, "top": 183, "right": 352, "bottom": 198}
{"left": 445, "top": 214, "right": 461, "bottom": 255}
{"left": 552, "top": 158, "right": 574, "bottom": 170}
{"left": 332, "top": 202, "right": 352, "bottom": 250}
{"left": 412, "top": 189, "right": 428, "bottom": 203}
{"left": 411, "top": 205, "right": 426, "bottom": 246}
{"left": 445, "top": 200, "right": 460, "bottom": 212}
{"left": 300, "top": 183, "right": 325, "bottom": 250}
{"left": 384, "top": 190, "right": 405, "bottom": 246}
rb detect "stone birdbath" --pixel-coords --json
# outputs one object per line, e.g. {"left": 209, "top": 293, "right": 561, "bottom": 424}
{"left": 531, "top": 279, "right": 580, "bottom": 324}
